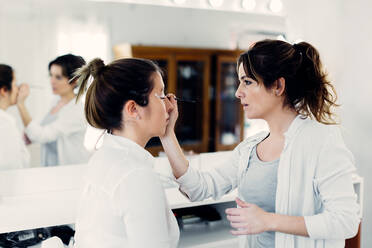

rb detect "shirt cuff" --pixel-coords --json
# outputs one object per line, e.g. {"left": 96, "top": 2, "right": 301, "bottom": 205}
{"left": 304, "top": 214, "right": 327, "bottom": 239}
{"left": 175, "top": 159, "right": 200, "bottom": 201}
{"left": 25, "top": 120, "right": 38, "bottom": 140}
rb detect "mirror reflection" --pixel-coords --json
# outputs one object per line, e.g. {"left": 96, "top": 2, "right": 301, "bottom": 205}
{"left": 0, "top": 0, "right": 274, "bottom": 169}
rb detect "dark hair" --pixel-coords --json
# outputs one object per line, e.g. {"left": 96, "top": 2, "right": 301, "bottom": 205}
{"left": 48, "top": 54, "right": 86, "bottom": 80}
{"left": 74, "top": 58, "right": 162, "bottom": 131}
{"left": 0, "top": 64, "right": 14, "bottom": 91}
{"left": 238, "top": 39, "right": 339, "bottom": 124}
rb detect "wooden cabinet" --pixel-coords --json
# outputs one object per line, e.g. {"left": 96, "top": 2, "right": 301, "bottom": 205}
{"left": 113, "top": 45, "right": 243, "bottom": 155}
{"left": 215, "top": 55, "right": 244, "bottom": 151}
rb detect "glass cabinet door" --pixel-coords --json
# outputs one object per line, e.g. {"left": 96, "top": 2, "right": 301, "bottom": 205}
{"left": 175, "top": 56, "right": 209, "bottom": 152}
{"left": 216, "top": 56, "right": 243, "bottom": 150}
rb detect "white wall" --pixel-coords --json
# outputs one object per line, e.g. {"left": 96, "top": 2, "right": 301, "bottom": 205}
{"left": 284, "top": 0, "right": 372, "bottom": 246}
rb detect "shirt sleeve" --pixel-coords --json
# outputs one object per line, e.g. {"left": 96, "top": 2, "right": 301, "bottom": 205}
{"left": 113, "top": 168, "right": 175, "bottom": 248}
{"left": 25, "top": 105, "right": 86, "bottom": 144}
{"left": 0, "top": 124, "right": 29, "bottom": 169}
{"left": 176, "top": 144, "right": 242, "bottom": 202}
{"left": 304, "top": 127, "right": 360, "bottom": 239}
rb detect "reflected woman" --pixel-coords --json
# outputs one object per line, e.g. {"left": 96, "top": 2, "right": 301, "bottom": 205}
{"left": 73, "top": 58, "right": 179, "bottom": 248}
{"left": 0, "top": 64, "right": 29, "bottom": 170}
{"left": 16, "top": 54, "right": 90, "bottom": 166}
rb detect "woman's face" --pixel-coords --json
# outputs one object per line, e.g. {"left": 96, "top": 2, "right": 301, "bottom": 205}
{"left": 49, "top": 64, "right": 74, "bottom": 96}
{"left": 235, "top": 63, "right": 279, "bottom": 120}
{"left": 143, "top": 72, "right": 170, "bottom": 137}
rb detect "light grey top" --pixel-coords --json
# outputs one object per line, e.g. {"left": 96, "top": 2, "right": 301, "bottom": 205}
{"left": 40, "top": 112, "right": 58, "bottom": 166}
{"left": 238, "top": 145, "right": 279, "bottom": 248}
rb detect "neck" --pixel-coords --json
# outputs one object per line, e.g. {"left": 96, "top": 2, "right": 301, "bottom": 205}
{"left": 264, "top": 107, "right": 298, "bottom": 137}
{"left": 60, "top": 91, "right": 75, "bottom": 104}
{"left": 112, "top": 124, "right": 150, "bottom": 148}
{"left": 0, "top": 99, "right": 9, "bottom": 111}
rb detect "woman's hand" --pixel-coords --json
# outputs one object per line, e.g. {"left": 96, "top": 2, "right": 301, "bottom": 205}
{"left": 17, "top": 83, "right": 30, "bottom": 104}
{"left": 226, "top": 197, "right": 273, "bottom": 235}
{"left": 161, "top": 93, "right": 179, "bottom": 138}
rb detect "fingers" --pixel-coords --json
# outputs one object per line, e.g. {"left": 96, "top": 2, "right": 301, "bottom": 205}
{"left": 235, "top": 197, "right": 251, "bottom": 208}
{"left": 225, "top": 208, "right": 242, "bottom": 216}
{"left": 166, "top": 93, "right": 178, "bottom": 105}
{"left": 226, "top": 214, "right": 244, "bottom": 222}
{"left": 230, "top": 221, "right": 247, "bottom": 229}
{"left": 230, "top": 229, "right": 248, "bottom": 236}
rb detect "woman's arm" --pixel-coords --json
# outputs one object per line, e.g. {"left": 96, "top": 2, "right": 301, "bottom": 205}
{"left": 16, "top": 84, "right": 32, "bottom": 127}
{"left": 160, "top": 95, "right": 241, "bottom": 202}
{"left": 159, "top": 95, "right": 188, "bottom": 179}
{"left": 226, "top": 127, "right": 360, "bottom": 239}
{"left": 226, "top": 198, "right": 308, "bottom": 236}
{"left": 303, "top": 127, "right": 360, "bottom": 239}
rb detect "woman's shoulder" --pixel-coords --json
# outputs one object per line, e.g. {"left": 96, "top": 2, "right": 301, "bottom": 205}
{"left": 235, "top": 131, "right": 269, "bottom": 151}
{"left": 300, "top": 118, "right": 342, "bottom": 139}
{"left": 293, "top": 118, "right": 346, "bottom": 152}
{"left": 59, "top": 98, "right": 85, "bottom": 116}
{"left": 84, "top": 147, "right": 156, "bottom": 193}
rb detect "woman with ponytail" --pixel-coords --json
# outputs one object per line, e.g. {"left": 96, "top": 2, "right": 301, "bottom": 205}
{"left": 161, "top": 39, "right": 359, "bottom": 248}
{"left": 73, "top": 58, "right": 179, "bottom": 248}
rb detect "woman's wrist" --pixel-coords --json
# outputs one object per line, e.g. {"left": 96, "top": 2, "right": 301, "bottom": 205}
{"left": 17, "top": 101, "right": 25, "bottom": 107}
{"left": 265, "top": 212, "right": 278, "bottom": 232}
{"left": 160, "top": 129, "right": 176, "bottom": 142}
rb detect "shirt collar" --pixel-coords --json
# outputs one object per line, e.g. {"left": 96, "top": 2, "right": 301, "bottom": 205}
{"left": 284, "top": 114, "right": 309, "bottom": 141}
{"left": 101, "top": 133, "right": 155, "bottom": 167}
{"left": 0, "top": 108, "right": 16, "bottom": 124}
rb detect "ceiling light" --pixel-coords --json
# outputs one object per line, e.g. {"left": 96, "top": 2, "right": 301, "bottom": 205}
{"left": 241, "top": 0, "right": 256, "bottom": 11}
{"left": 208, "top": 0, "right": 224, "bottom": 8}
{"left": 173, "top": 0, "right": 186, "bottom": 4}
{"left": 269, "top": 0, "right": 283, "bottom": 13}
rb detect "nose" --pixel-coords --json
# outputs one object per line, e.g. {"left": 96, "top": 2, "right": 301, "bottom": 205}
{"left": 235, "top": 83, "right": 244, "bottom": 99}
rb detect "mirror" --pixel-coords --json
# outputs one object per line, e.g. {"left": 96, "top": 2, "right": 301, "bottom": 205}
{"left": 0, "top": 0, "right": 282, "bottom": 169}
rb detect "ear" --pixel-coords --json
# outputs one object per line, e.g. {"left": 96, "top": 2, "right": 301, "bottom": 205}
{"left": 273, "top": 77, "right": 286, "bottom": 96}
{"left": 123, "top": 100, "right": 140, "bottom": 120}
{"left": 0, "top": 87, "right": 8, "bottom": 97}
{"left": 69, "top": 79, "right": 77, "bottom": 88}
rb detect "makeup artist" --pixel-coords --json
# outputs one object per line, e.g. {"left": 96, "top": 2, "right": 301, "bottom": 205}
{"left": 161, "top": 39, "right": 360, "bottom": 248}
{"left": 16, "top": 54, "right": 90, "bottom": 166}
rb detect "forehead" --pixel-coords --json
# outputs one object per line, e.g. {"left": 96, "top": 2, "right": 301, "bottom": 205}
{"left": 238, "top": 63, "right": 247, "bottom": 77}
{"left": 50, "top": 64, "right": 63, "bottom": 74}
{"left": 152, "top": 71, "right": 165, "bottom": 89}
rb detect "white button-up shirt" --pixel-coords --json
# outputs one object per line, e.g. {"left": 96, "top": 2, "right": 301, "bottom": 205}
{"left": 74, "top": 134, "right": 179, "bottom": 248}
{"left": 0, "top": 109, "right": 29, "bottom": 170}
{"left": 177, "top": 115, "right": 360, "bottom": 248}
{"left": 25, "top": 98, "right": 90, "bottom": 166}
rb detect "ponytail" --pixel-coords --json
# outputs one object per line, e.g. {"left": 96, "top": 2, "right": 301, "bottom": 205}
{"left": 292, "top": 42, "right": 339, "bottom": 124}
{"left": 73, "top": 58, "right": 105, "bottom": 129}
{"left": 238, "top": 39, "right": 339, "bottom": 125}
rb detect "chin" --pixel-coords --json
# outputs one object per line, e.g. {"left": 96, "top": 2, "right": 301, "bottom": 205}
{"left": 245, "top": 112, "right": 261, "bottom": 120}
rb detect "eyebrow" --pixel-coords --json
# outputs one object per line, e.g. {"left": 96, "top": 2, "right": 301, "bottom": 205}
{"left": 240, "top": 76, "right": 248, "bottom": 80}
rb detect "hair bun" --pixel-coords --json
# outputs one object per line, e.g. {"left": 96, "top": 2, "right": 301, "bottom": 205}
{"left": 88, "top": 58, "right": 105, "bottom": 77}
